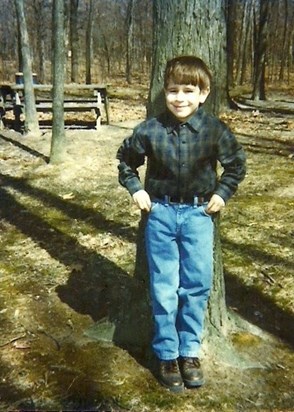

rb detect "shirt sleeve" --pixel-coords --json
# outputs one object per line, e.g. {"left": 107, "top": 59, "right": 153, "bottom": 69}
{"left": 116, "top": 130, "right": 146, "bottom": 195}
{"left": 214, "top": 127, "right": 246, "bottom": 202}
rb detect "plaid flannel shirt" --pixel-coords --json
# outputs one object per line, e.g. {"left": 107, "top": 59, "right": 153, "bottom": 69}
{"left": 116, "top": 107, "right": 246, "bottom": 203}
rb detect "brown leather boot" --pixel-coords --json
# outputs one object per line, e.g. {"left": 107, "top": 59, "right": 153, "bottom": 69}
{"left": 179, "top": 357, "right": 204, "bottom": 387}
{"left": 158, "top": 359, "right": 184, "bottom": 393}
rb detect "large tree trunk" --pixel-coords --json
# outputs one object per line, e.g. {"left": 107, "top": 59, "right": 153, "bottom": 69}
{"left": 148, "top": 0, "right": 228, "bottom": 117}
{"left": 110, "top": 0, "right": 234, "bottom": 358}
{"left": 148, "top": 0, "right": 229, "bottom": 343}
{"left": 14, "top": 0, "right": 40, "bottom": 135}
{"left": 50, "top": 0, "right": 66, "bottom": 164}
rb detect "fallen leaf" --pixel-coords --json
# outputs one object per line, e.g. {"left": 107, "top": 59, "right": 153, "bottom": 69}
{"left": 61, "top": 192, "right": 75, "bottom": 200}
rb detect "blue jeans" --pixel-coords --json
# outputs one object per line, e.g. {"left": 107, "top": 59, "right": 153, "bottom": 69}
{"left": 145, "top": 200, "right": 214, "bottom": 360}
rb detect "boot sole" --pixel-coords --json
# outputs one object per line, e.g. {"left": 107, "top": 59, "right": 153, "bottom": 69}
{"left": 159, "top": 379, "right": 185, "bottom": 393}
{"left": 184, "top": 378, "right": 205, "bottom": 388}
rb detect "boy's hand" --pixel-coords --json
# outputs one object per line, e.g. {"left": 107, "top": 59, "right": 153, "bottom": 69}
{"left": 132, "top": 190, "right": 152, "bottom": 212}
{"left": 206, "top": 194, "right": 225, "bottom": 214}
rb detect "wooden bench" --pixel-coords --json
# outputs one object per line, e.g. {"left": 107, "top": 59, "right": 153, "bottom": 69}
{"left": 10, "top": 83, "right": 110, "bottom": 130}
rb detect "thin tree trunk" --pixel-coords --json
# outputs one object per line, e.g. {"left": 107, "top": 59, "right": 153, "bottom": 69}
{"left": 14, "top": 0, "right": 40, "bottom": 135}
{"left": 252, "top": 0, "right": 269, "bottom": 100}
{"left": 33, "top": 0, "right": 46, "bottom": 83}
{"left": 85, "top": 0, "right": 94, "bottom": 84}
{"left": 126, "top": 0, "right": 134, "bottom": 84}
{"left": 50, "top": 0, "right": 66, "bottom": 164}
{"left": 226, "top": 0, "right": 236, "bottom": 88}
{"left": 236, "top": 0, "right": 252, "bottom": 86}
{"left": 279, "top": 0, "right": 289, "bottom": 81}
{"left": 70, "top": 0, "right": 79, "bottom": 83}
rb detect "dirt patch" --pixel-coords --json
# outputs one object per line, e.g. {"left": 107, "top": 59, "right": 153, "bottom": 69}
{"left": 0, "top": 99, "right": 293, "bottom": 411}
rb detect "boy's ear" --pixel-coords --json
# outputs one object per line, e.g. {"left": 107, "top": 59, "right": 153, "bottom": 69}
{"left": 199, "top": 87, "right": 210, "bottom": 104}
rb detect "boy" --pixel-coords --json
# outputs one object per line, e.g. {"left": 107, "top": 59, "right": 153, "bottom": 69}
{"left": 116, "top": 56, "right": 246, "bottom": 392}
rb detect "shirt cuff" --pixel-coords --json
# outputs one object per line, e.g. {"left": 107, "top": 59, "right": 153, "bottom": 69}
{"left": 126, "top": 178, "right": 143, "bottom": 196}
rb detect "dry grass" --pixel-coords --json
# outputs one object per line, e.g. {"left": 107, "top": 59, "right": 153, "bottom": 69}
{"left": 0, "top": 88, "right": 293, "bottom": 411}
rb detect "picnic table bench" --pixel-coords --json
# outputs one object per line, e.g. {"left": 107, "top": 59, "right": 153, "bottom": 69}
{"left": 0, "top": 83, "right": 110, "bottom": 130}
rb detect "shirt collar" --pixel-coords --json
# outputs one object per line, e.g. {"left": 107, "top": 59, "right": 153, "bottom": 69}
{"left": 163, "top": 106, "right": 206, "bottom": 134}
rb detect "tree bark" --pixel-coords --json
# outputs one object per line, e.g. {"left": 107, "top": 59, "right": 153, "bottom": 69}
{"left": 14, "top": 0, "right": 40, "bottom": 135}
{"left": 252, "top": 0, "right": 269, "bottom": 100}
{"left": 50, "top": 0, "right": 66, "bottom": 164}
{"left": 85, "top": 0, "right": 94, "bottom": 84}
{"left": 235, "top": 0, "right": 253, "bottom": 86}
{"left": 33, "top": 0, "right": 46, "bottom": 84}
{"left": 278, "top": 0, "right": 289, "bottom": 81}
{"left": 69, "top": 0, "right": 79, "bottom": 83}
{"left": 226, "top": 0, "right": 237, "bottom": 88}
{"left": 126, "top": 0, "right": 135, "bottom": 84}
{"left": 148, "top": 0, "right": 228, "bottom": 118}
{"left": 112, "top": 1, "right": 232, "bottom": 354}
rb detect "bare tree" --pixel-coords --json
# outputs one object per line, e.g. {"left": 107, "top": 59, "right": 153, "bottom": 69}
{"left": 70, "top": 0, "right": 79, "bottom": 82}
{"left": 50, "top": 0, "right": 66, "bottom": 163}
{"left": 252, "top": 0, "right": 270, "bottom": 100}
{"left": 32, "top": 0, "right": 48, "bottom": 83}
{"left": 14, "top": 0, "right": 40, "bottom": 135}
{"left": 126, "top": 0, "right": 135, "bottom": 84}
{"left": 85, "top": 0, "right": 94, "bottom": 84}
{"left": 235, "top": 0, "right": 254, "bottom": 86}
{"left": 279, "top": 0, "right": 291, "bottom": 81}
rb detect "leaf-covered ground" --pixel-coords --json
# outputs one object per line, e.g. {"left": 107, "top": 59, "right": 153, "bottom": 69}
{"left": 0, "top": 85, "right": 293, "bottom": 411}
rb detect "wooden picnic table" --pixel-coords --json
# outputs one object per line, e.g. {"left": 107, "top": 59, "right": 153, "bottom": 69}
{"left": 10, "top": 83, "right": 110, "bottom": 128}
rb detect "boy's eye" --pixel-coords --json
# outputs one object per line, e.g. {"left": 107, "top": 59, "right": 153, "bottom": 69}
{"left": 167, "top": 87, "right": 197, "bottom": 94}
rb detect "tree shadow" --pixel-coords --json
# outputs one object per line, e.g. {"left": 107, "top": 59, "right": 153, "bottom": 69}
{"left": 2, "top": 173, "right": 293, "bottom": 351}
{"left": 0, "top": 133, "right": 50, "bottom": 162}
{"left": 0, "top": 361, "right": 35, "bottom": 411}
{"left": 1, "top": 171, "right": 293, "bottom": 394}
{"left": 222, "top": 237, "right": 294, "bottom": 347}
{"left": 225, "top": 270, "right": 294, "bottom": 347}
{"left": 0, "top": 173, "right": 136, "bottom": 243}
{"left": 0, "top": 179, "right": 152, "bottom": 364}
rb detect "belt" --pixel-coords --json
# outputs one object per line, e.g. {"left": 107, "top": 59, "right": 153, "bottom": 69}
{"left": 154, "top": 195, "right": 208, "bottom": 205}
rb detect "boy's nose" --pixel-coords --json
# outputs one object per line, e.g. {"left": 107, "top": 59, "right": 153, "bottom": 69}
{"left": 175, "top": 91, "right": 185, "bottom": 100}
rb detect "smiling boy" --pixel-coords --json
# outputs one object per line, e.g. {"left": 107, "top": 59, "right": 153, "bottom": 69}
{"left": 117, "top": 56, "right": 246, "bottom": 392}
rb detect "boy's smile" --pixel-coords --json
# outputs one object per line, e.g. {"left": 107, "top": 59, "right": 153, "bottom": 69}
{"left": 165, "top": 83, "right": 209, "bottom": 122}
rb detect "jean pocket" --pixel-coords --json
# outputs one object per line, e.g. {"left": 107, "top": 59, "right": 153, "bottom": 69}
{"left": 200, "top": 205, "right": 212, "bottom": 217}
{"left": 150, "top": 201, "right": 160, "bottom": 212}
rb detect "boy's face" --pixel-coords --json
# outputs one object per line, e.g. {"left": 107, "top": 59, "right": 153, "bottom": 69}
{"left": 165, "top": 82, "right": 210, "bottom": 122}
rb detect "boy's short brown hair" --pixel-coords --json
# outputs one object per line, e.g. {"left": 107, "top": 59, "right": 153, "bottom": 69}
{"left": 164, "top": 55, "right": 212, "bottom": 91}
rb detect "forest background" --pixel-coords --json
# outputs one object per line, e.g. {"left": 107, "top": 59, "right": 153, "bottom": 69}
{"left": 0, "top": 0, "right": 293, "bottom": 411}
{"left": 0, "top": 0, "right": 293, "bottom": 90}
